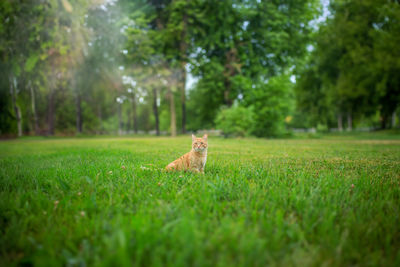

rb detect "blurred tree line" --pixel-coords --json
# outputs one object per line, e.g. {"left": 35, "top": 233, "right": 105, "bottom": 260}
{"left": 0, "top": 0, "right": 399, "bottom": 138}
{"left": 296, "top": 0, "right": 400, "bottom": 132}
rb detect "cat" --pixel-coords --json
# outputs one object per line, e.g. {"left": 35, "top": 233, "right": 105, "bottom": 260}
{"left": 165, "top": 134, "right": 208, "bottom": 173}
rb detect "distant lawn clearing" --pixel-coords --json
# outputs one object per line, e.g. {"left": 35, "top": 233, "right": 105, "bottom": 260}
{"left": 1, "top": 135, "right": 400, "bottom": 266}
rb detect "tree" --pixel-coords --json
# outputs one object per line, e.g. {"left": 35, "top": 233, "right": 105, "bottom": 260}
{"left": 79, "top": 1, "right": 127, "bottom": 134}
{"left": 0, "top": 0, "right": 92, "bottom": 136}
{"left": 371, "top": 1, "right": 400, "bottom": 128}
{"left": 297, "top": 0, "right": 400, "bottom": 130}
{"left": 189, "top": 0, "right": 319, "bottom": 135}
{"left": 125, "top": 1, "right": 176, "bottom": 136}
{"left": 162, "top": 0, "right": 204, "bottom": 133}
{"left": 0, "top": 1, "right": 45, "bottom": 136}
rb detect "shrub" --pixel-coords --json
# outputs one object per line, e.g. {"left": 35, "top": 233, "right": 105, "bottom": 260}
{"left": 244, "top": 75, "right": 294, "bottom": 137}
{"left": 215, "top": 105, "right": 255, "bottom": 137}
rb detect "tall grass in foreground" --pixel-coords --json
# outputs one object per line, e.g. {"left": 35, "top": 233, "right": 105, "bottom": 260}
{"left": 0, "top": 136, "right": 400, "bottom": 266}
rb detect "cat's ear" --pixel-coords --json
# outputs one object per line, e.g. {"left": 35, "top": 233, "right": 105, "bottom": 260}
{"left": 202, "top": 134, "right": 208, "bottom": 140}
{"left": 192, "top": 134, "right": 196, "bottom": 141}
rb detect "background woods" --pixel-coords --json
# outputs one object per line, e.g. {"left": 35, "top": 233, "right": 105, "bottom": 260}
{"left": 1, "top": 0, "right": 399, "bottom": 137}
{"left": 2, "top": 2, "right": 400, "bottom": 266}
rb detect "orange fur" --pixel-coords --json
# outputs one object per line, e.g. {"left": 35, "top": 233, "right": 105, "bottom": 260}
{"left": 166, "top": 134, "right": 208, "bottom": 173}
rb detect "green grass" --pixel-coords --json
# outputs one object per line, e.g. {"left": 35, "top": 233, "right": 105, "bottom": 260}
{"left": 1, "top": 135, "right": 400, "bottom": 266}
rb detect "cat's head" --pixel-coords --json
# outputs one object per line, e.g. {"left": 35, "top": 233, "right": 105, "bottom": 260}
{"left": 192, "top": 134, "right": 208, "bottom": 152}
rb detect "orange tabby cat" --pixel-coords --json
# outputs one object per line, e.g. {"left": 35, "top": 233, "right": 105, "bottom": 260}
{"left": 165, "top": 134, "right": 208, "bottom": 173}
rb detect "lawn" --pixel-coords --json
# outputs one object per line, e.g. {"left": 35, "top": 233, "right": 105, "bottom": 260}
{"left": 1, "top": 135, "right": 400, "bottom": 266}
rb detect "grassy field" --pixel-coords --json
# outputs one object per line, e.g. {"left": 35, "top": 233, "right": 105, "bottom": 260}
{"left": 1, "top": 135, "right": 400, "bottom": 266}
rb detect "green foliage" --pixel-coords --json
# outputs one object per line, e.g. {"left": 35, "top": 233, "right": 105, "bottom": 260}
{"left": 0, "top": 87, "right": 15, "bottom": 135}
{"left": 187, "top": 60, "right": 226, "bottom": 130}
{"left": 245, "top": 75, "right": 295, "bottom": 137}
{"left": 24, "top": 54, "right": 39, "bottom": 72}
{"left": 215, "top": 75, "right": 295, "bottom": 138}
{"left": 297, "top": 0, "right": 400, "bottom": 129}
{"left": 1, "top": 136, "right": 400, "bottom": 265}
{"left": 215, "top": 105, "right": 255, "bottom": 137}
{"left": 189, "top": 0, "right": 319, "bottom": 132}
{"left": 3, "top": 0, "right": 399, "bottom": 137}
{"left": 1, "top": 0, "right": 322, "bottom": 137}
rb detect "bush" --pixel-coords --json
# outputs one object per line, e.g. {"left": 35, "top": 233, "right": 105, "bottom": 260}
{"left": 245, "top": 75, "right": 294, "bottom": 137}
{"left": 215, "top": 105, "right": 255, "bottom": 137}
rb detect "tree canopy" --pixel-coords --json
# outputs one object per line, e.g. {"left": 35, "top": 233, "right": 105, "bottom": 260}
{"left": 296, "top": 0, "right": 400, "bottom": 130}
{"left": 0, "top": 0, "right": 399, "bottom": 137}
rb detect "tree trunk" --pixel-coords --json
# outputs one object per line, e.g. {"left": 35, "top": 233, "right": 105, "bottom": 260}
{"left": 127, "top": 105, "right": 132, "bottom": 133}
{"left": 97, "top": 104, "right": 102, "bottom": 134}
{"left": 47, "top": 89, "right": 56, "bottom": 136}
{"left": 16, "top": 105, "right": 22, "bottom": 137}
{"left": 392, "top": 111, "right": 397, "bottom": 128}
{"left": 76, "top": 93, "right": 82, "bottom": 134}
{"left": 224, "top": 78, "right": 233, "bottom": 107}
{"left": 169, "top": 88, "right": 177, "bottom": 137}
{"left": 9, "top": 76, "right": 22, "bottom": 137}
{"left": 152, "top": 87, "right": 160, "bottom": 136}
{"left": 118, "top": 103, "right": 122, "bottom": 136}
{"left": 180, "top": 63, "right": 187, "bottom": 134}
{"left": 337, "top": 112, "right": 343, "bottom": 132}
{"left": 29, "top": 81, "right": 39, "bottom": 135}
{"left": 132, "top": 93, "right": 138, "bottom": 134}
{"left": 223, "top": 47, "right": 239, "bottom": 107}
{"left": 346, "top": 111, "right": 352, "bottom": 131}
{"left": 381, "top": 114, "right": 388, "bottom": 129}
{"left": 180, "top": 9, "right": 188, "bottom": 134}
